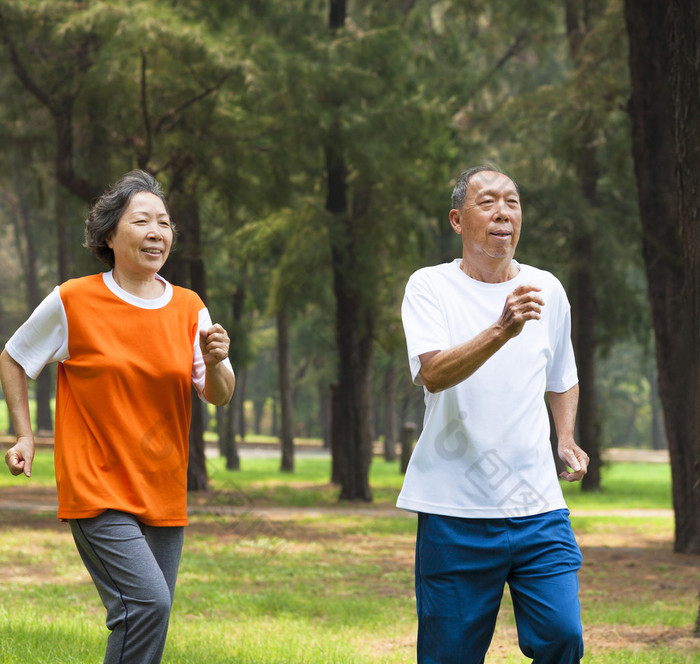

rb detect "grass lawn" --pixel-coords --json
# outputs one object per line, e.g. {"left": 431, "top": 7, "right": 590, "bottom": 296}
{"left": 0, "top": 452, "right": 697, "bottom": 663}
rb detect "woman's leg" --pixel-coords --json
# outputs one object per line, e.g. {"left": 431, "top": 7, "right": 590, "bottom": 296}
{"left": 142, "top": 522, "right": 185, "bottom": 659}
{"left": 70, "top": 510, "right": 184, "bottom": 664}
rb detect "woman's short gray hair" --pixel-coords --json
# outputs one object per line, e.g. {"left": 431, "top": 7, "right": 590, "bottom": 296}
{"left": 84, "top": 170, "right": 174, "bottom": 268}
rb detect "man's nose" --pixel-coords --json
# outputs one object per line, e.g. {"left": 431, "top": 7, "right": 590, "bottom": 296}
{"left": 494, "top": 200, "right": 509, "bottom": 220}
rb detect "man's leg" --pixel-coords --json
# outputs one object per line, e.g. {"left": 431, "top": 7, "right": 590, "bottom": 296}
{"left": 70, "top": 510, "right": 184, "bottom": 664}
{"left": 507, "top": 509, "right": 584, "bottom": 664}
{"left": 416, "top": 513, "right": 510, "bottom": 664}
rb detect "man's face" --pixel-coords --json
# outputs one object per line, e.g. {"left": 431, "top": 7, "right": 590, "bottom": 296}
{"left": 450, "top": 170, "right": 522, "bottom": 263}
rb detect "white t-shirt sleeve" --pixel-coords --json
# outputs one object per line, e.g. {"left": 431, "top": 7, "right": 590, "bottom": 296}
{"left": 545, "top": 283, "right": 578, "bottom": 393}
{"left": 5, "top": 287, "right": 69, "bottom": 379}
{"left": 401, "top": 270, "right": 450, "bottom": 385}
{"left": 192, "top": 307, "right": 235, "bottom": 402}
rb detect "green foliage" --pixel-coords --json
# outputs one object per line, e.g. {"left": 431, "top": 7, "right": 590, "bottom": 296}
{"left": 0, "top": 0, "right": 665, "bottom": 503}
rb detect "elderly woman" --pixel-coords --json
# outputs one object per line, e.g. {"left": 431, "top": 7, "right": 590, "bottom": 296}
{"left": 0, "top": 170, "right": 235, "bottom": 663}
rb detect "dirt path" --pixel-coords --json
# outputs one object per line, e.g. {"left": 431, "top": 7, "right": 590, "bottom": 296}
{"left": 0, "top": 484, "right": 677, "bottom": 522}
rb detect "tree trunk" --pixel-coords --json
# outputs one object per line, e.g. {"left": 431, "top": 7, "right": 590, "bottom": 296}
{"left": 648, "top": 366, "right": 667, "bottom": 451}
{"left": 318, "top": 382, "right": 331, "bottom": 449}
{"left": 220, "top": 267, "right": 248, "bottom": 469}
{"left": 325, "top": 145, "right": 374, "bottom": 500}
{"left": 187, "top": 394, "right": 207, "bottom": 491}
{"left": 383, "top": 362, "right": 398, "bottom": 461}
{"left": 570, "top": 230, "right": 600, "bottom": 491}
{"left": 277, "top": 307, "right": 295, "bottom": 472}
{"left": 166, "top": 172, "right": 209, "bottom": 492}
{"left": 668, "top": 0, "right": 700, "bottom": 630}
{"left": 324, "top": 0, "right": 374, "bottom": 501}
{"left": 10, "top": 179, "right": 54, "bottom": 431}
{"left": 223, "top": 399, "right": 240, "bottom": 471}
{"left": 565, "top": 0, "right": 601, "bottom": 491}
{"left": 625, "top": 0, "right": 700, "bottom": 554}
{"left": 55, "top": 179, "right": 74, "bottom": 283}
{"left": 326, "top": 173, "right": 375, "bottom": 499}
{"left": 236, "top": 368, "right": 248, "bottom": 443}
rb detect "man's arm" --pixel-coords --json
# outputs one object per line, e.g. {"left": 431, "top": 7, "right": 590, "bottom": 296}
{"left": 419, "top": 284, "right": 544, "bottom": 392}
{"left": 0, "top": 349, "right": 35, "bottom": 477}
{"left": 548, "top": 384, "right": 588, "bottom": 482}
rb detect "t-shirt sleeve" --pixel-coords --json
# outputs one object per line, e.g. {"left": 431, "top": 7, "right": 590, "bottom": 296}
{"left": 192, "top": 307, "right": 235, "bottom": 401}
{"left": 5, "top": 287, "right": 69, "bottom": 379}
{"left": 545, "top": 283, "right": 578, "bottom": 393}
{"left": 401, "top": 271, "right": 450, "bottom": 385}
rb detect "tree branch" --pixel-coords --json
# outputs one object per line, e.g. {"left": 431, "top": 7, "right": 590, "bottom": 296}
{"left": 152, "top": 74, "right": 230, "bottom": 136}
{"left": 0, "top": 8, "right": 55, "bottom": 112}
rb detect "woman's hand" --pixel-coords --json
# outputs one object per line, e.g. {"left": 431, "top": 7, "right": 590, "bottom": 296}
{"left": 5, "top": 435, "right": 35, "bottom": 478}
{"left": 0, "top": 349, "right": 35, "bottom": 477}
{"left": 199, "top": 324, "right": 230, "bottom": 367}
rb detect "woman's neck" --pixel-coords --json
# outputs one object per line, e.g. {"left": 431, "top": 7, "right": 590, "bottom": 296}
{"left": 111, "top": 268, "right": 165, "bottom": 299}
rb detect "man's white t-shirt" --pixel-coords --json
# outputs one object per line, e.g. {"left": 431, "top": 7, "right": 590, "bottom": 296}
{"left": 397, "top": 259, "right": 578, "bottom": 519}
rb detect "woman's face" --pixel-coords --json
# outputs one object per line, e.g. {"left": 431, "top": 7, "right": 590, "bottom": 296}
{"left": 106, "top": 192, "right": 173, "bottom": 278}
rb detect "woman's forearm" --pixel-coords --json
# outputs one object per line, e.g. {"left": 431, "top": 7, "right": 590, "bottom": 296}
{"left": 203, "top": 363, "right": 235, "bottom": 406}
{"left": 0, "top": 349, "right": 33, "bottom": 438}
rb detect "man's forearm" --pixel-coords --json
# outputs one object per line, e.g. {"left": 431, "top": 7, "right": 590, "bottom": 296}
{"left": 418, "top": 283, "right": 546, "bottom": 393}
{"left": 419, "top": 324, "right": 511, "bottom": 393}
{"left": 548, "top": 384, "right": 579, "bottom": 441}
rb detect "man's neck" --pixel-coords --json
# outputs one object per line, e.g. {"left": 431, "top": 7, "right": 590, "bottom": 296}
{"left": 459, "top": 257, "right": 519, "bottom": 283}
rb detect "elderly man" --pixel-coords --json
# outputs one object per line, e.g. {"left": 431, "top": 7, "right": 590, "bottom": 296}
{"left": 399, "top": 166, "right": 588, "bottom": 663}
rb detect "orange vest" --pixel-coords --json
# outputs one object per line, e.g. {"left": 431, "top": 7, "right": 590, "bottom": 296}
{"left": 54, "top": 275, "right": 203, "bottom": 526}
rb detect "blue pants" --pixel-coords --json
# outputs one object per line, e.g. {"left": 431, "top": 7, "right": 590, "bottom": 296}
{"left": 70, "top": 510, "right": 184, "bottom": 664}
{"left": 416, "top": 509, "right": 584, "bottom": 664}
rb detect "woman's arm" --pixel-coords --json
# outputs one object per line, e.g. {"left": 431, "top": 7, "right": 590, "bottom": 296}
{"left": 0, "top": 349, "right": 35, "bottom": 477}
{"left": 199, "top": 325, "right": 235, "bottom": 406}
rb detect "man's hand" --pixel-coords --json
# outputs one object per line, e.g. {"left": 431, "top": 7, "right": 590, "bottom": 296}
{"left": 558, "top": 439, "right": 589, "bottom": 482}
{"left": 5, "top": 435, "right": 35, "bottom": 478}
{"left": 495, "top": 284, "right": 544, "bottom": 339}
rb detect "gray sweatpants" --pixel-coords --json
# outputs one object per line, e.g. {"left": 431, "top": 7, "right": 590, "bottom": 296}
{"left": 69, "top": 510, "right": 184, "bottom": 664}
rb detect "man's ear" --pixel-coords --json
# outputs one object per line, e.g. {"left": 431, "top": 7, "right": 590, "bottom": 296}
{"left": 448, "top": 209, "right": 462, "bottom": 235}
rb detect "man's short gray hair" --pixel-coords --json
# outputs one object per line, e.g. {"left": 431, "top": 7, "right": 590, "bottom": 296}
{"left": 451, "top": 166, "right": 520, "bottom": 211}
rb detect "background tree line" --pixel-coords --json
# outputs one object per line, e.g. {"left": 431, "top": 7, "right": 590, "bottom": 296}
{"left": 0, "top": 0, "right": 697, "bottom": 557}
